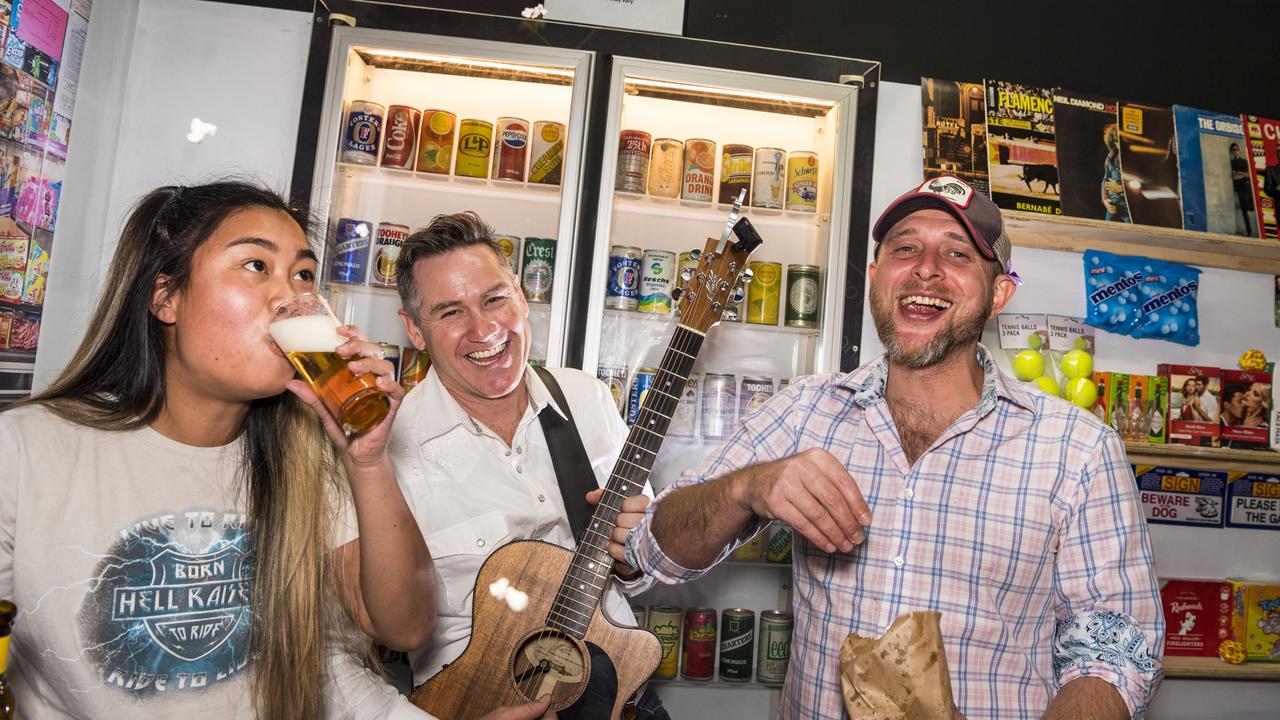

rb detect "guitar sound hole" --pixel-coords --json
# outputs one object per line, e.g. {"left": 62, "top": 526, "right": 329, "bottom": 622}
{"left": 510, "top": 629, "right": 589, "bottom": 707}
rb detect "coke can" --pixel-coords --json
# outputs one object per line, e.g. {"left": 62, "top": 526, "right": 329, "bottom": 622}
{"left": 746, "top": 260, "right": 782, "bottom": 325}
{"left": 492, "top": 117, "right": 529, "bottom": 181}
{"left": 765, "top": 522, "right": 793, "bottom": 563}
{"left": 597, "top": 364, "right": 628, "bottom": 417}
{"left": 606, "top": 245, "right": 642, "bottom": 310}
{"left": 493, "top": 234, "right": 522, "bottom": 276}
{"left": 416, "top": 109, "right": 456, "bottom": 174}
{"left": 719, "top": 609, "right": 755, "bottom": 682}
{"left": 647, "top": 138, "right": 684, "bottom": 198}
{"left": 700, "top": 373, "right": 737, "bottom": 439}
{"left": 628, "top": 367, "right": 657, "bottom": 426}
{"left": 455, "top": 119, "right": 493, "bottom": 178}
{"left": 681, "top": 607, "right": 717, "bottom": 681}
{"left": 785, "top": 264, "right": 821, "bottom": 328}
{"left": 329, "top": 218, "right": 372, "bottom": 284}
{"left": 521, "top": 237, "right": 556, "bottom": 303}
{"left": 638, "top": 249, "right": 676, "bottom": 314}
{"left": 370, "top": 222, "right": 409, "bottom": 288}
{"left": 787, "top": 151, "right": 819, "bottom": 212}
{"left": 648, "top": 605, "right": 682, "bottom": 679}
{"left": 379, "top": 105, "right": 420, "bottom": 170}
{"left": 529, "top": 120, "right": 566, "bottom": 185}
{"left": 740, "top": 376, "right": 775, "bottom": 418}
{"left": 752, "top": 147, "right": 786, "bottom": 209}
{"left": 400, "top": 348, "right": 430, "bottom": 391}
{"left": 756, "top": 610, "right": 793, "bottom": 685}
{"left": 341, "top": 100, "right": 384, "bottom": 165}
{"left": 718, "top": 143, "right": 753, "bottom": 204}
{"left": 668, "top": 373, "right": 698, "bottom": 438}
{"left": 616, "top": 130, "right": 652, "bottom": 193}
{"left": 682, "top": 138, "right": 716, "bottom": 202}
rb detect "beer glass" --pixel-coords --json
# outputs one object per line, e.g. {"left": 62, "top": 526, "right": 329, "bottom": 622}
{"left": 268, "top": 293, "right": 390, "bottom": 434}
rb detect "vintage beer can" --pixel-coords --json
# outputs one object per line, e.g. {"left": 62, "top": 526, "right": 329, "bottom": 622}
{"left": 454, "top": 118, "right": 493, "bottom": 178}
{"left": 370, "top": 222, "right": 409, "bottom": 288}
{"left": 597, "top": 365, "right": 628, "bottom": 417}
{"left": 628, "top": 367, "right": 657, "bottom": 426}
{"left": 605, "top": 245, "right": 642, "bottom": 310}
{"left": 400, "top": 348, "right": 430, "bottom": 391}
{"left": 681, "top": 607, "right": 717, "bottom": 681}
{"left": 329, "top": 217, "right": 372, "bottom": 284}
{"left": 751, "top": 147, "right": 787, "bottom": 209}
{"left": 719, "top": 609, "right": 755, "bottom": 682}
{"left": 700, "top": 373, "right": 737, "bottom": 440}
{"left": 492, "top": 117, "right": 529, "bottom": 182}
{"left": 616, "top": 130, "right": 652, "bottom": 193}
{"left": 493, "top": 234, "right": 522, "bottom": 276}
{"left": 785, "top": 264, "right": 821, "bottom": 328}
{"left": 765, "top": 522, "right": 793, "bottom": 563}
{"left": 786, "top": 151, "right": 819, "bottom": 212}
{"left": 638, "top": 249, "right": 676, "bottom": 314}
{"left": 647, "top": 138, "right": 684, "bottom": 198}
{"left": 756, "top": 610, "right": 793, "bottom": 685}
{"left": 528, "top": 120, "right": 565, "bottom": 185}
{"left": 718, "top": 143, "right": 753, "bottom": 204}
{"left": 647, "top": 605, "right": 682, "bottom": 679}
{"left": 668, "top": 373, "right": 698, "bottom": 438}
{"left": 729, "top": 531, "right": 765, "bottom": 561}
{"left": 682, "top": 138, "right": 716, "bottom": 202}
{"left": 379, "top": 105, "right": 420, "bottom": 170}
{"left": 341, "top": 100, "right": 384, "bottom": 165}
{"left": 521, "top": 237, "right": 556, "bottom": 303}
{"left": 416, "top": 109, "right": 456, "bottom": 174}
{"left": 746, "top": 261, "right": 782, "bottom": 325}
{"left": 740, "top": 376, "right": 775, "bottom": 419}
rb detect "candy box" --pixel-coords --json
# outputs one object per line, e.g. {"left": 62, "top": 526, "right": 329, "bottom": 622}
{"left": 1240, "top": 583, "right": 1280, "bottom": 661}
{"left": 1159, "top": 364, "right": 1220, "bottom": 447}
{"left": 1219, "top": 370, "right": 1272, "bottom": 449}
{"left": 1159, "top": 579, "right": 1234, "bottom": 657}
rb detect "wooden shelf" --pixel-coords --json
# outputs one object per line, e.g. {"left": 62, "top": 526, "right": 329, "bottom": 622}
{"left": 1164, "top": 655, "right": 1280, "bottom": 681}
{"left": 1124, "top": 441, "right": 1280, "bottom": 473}
{"left": 1001, "top": 211, "right": 1280, "bottom": 275}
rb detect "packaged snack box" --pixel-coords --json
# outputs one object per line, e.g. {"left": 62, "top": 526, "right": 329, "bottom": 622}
{"left": 1159, "top": 579, "right": 1234, "bottom": 657}
{"left": 1241, "top": 583, "right": 1280, "bottom": 661}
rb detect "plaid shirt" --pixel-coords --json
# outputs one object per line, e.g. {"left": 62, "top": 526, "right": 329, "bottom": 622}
{"left": 628, "top": 346, "right": 1163, "bottom": 719}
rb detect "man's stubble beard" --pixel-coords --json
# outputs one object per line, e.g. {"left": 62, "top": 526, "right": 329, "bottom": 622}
{"left": 870, "top": 286, "right": 993, "bottom": 369}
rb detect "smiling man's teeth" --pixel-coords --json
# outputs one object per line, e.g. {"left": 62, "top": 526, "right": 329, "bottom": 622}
{"left": 900, "top": 295, "right": 952, "bottom": 309}
{"left": 468, "top": 342, "right": 507, "bottom": 360}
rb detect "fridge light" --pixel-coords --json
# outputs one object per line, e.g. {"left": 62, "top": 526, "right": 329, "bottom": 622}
{"left": 625, "top": 77, "right": 837, "bottom": 115}
{"left": 358, "top": 48, "right": 574, "bottom": 80}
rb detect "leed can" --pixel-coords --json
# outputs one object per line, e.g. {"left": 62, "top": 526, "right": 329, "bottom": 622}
{"left": 681, "top": 607, "right": 717, "bottom": 681}
{"left": 379, "top": 105, "right": 420, "bottom": 170}
{"left": 787, "top": 151, "right": 819, "bottom": 212}
{"left": 718, "top": 143, "right": 753, "bottom": 204}
{"left": 647, "top": 138, "right": 684, "bottom": 198}
{"left": 455, "top": 118, "right": 493, "bottom": 178}
{"left": 668, "top": 373, "right": 698, "bottom": 437}
{"left": 528, "top": 120, "right": 565, "bottom": 185}
{"left": 416, "top": 109, "right": 456, "bottom": 174}
{"left": 370, "top": 222, "right": 409, "bottom": 288}
{"left": 740, "top": 376, "right": 775, "bottom": 419}
{"left": 597, "top": 364, "right": 628, "bottom": 417}
{"left": 719, "top": 609, "right": 755, "bottom": 682}
{"left": 756, "top": 610, "right": 793, "bottom": 685}
{"left": 341, "top": 100, "right": 384, "bottom": 165}
{"left": 647, "top": 605, "right": 682, "bottom": 679}
{"left": 765, "top": 522, "right": 793, "bottom": 563}
{"left": 521, "top": 237, "right": 556, "bottom": 303}
{"left": 746, "top": 261, "right": 783, "bottom": 325}
{"left": 400, "top": 348, "right": 430, "bottom": 391}
{"left": 329, "top": 218, "right": 372, "bottom": 284}
{"left": 700, "top": 373, "right": 737, "bottom": 440}
{"left": 606, "top": 245, "right": 642, "bottom": 310}
{"left": 785, "top": 264, "right": 821, "bottom": 328}
{"left": 616, "top": 130, "right": 652, "bottom": 193}
{"left": 628, "top": 367, "right": 657, "bottom": 426}
{"left": 492, "top": 117, "right": 529, "bottom": 181}
{"left": 751, "top": 147, "right": 786, "bottom": 209}
{"left": 638, "top": 249, "right": 676, "bottom": 314}
{"left": 493, "top": 234, "right": 522, "bottom": 276}
{"left": 682, "top": 138, "right": 716, "bottom": 202}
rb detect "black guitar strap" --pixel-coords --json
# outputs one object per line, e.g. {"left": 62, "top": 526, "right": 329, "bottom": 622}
{"left": 533, "top": 366, "right": 597, "bottom": 544}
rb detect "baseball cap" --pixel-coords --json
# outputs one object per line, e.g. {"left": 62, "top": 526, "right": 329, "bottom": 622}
{"left": 872, "top": 176, "right": 1019, "bottom": 282}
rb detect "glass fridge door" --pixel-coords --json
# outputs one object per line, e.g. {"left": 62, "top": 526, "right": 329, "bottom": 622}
{"left": 582, "top": 57, "right": 859, "bottom": 491}
{"left": 307, "top": 27, "right": 593, "bottom": 377}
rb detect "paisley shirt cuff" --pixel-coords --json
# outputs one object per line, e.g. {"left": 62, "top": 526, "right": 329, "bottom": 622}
{"left": 1053, "top": 610, "right": 1162, "bottom": 717}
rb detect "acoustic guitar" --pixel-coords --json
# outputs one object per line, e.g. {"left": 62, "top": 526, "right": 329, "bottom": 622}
{"left": 409, "top": 205, "right": 764, "bottom": 720}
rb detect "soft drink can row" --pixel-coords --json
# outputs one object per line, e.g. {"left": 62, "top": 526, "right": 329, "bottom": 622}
{"left": 681, "top": 607, "right": 717, "bottom": 681}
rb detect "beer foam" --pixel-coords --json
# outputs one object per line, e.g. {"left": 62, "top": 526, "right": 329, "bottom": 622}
{"left": 268, "top": 314, "right": 343, "bottom": 353}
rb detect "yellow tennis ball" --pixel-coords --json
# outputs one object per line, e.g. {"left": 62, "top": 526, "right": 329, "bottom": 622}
{"left": 1012, "top": 349, "right": 1046, "bottom": 381}
{"left": 1033, "top": 375, "right": 1061, "bottom": 397}
{"left": 1065, "top": 377, "right": 1098, "bottom": 409}
{"left": 1060, "top": 349, "right": 1094, "bottom": 380}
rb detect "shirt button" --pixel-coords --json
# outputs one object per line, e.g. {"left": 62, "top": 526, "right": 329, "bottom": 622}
{"left": 893, "top": 555, "right": 904, "bottom": 567}
{"left": 504, "top": 450, "right": 511, "bottom": 457}
{"left": 517, "top": 446, "right": 523, "bottom": 454}
{"left": 538, "top": 494, "right": 546, "bottom": 503}
{"left": 516, "top": 466, "right": 523, "bottom": 474}
{"left": 902, "top": 488, "right": 914, "bottom": 500}
{"left": 476, "top": 539, "right": 486, "bottom": 548}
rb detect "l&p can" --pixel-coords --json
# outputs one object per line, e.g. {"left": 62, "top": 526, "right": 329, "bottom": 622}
{"left": 718, "top": 143, "right": 753, "bottom": 204}
{"left": 682, "top": 138, "right": 716, "bottom": 202}
{"left": 647, "top": 138, "right": 683, "bottom": 198}
{"left": 719, "top": 609, "right": 755, "bottom": 682}
{"left": 756, "top": 610, "right": 793, "bottom": 685}
{"left": 785, "top": 264, "right": 821, "bottom": 328}
{"left": 370, "top": 222, "right": 409, "bottom": 288}
{"left": 681, "top": 607, "right": 717, "bottom": 681}
{"left": 528, "top": 120, "right": 565, "bottom": 185}
{"left": 751, "top": 147, "right": 786, "bottom": 209}
{"left": 638, "top": 249, "right": 676, "bottom": 314}
{"left": 616, "top": 130, "right": 652, "bottom": 193}
{"left": 647, "top": 605, "right": 682, "bottom": 679}
{"left": 341, "top": 100, "right": 384, "bottom": 165}
{"left": 492, "top": 117, "right": 529, "bottom": 181}
{"left": 379, "top": 105, "right": 420, "bottom": 170}
{"left": 329, "top": 218, "right": 372, "bottom": 284}
{"left": 455, "top": 118, "right": 493, "bottom": 178}
{"left": 606, "top": 245, "right": 642, "bottom": 310}
{"left": 787, "top": 151, "right": 819, "bottom": 212}
{"left": 746, "top": 260, "right": 782, "bottom": 325}
{"left": 521, "top": 237, "right": 556, "bottom": 303}
{"left": 416, "top": 109, "right": 456, "bottom": 174}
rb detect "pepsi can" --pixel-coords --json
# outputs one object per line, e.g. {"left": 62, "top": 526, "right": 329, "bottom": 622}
{"left": 341, "top": 100, "right": 384, "bottom": 165}
{"left": 329, "top": 218, "right": 372, "bottom": 284}
{"left": 606, "top": 245, "right": 642, "bottom": 310}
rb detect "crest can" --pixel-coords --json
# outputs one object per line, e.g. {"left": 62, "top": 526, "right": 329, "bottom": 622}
{"left": 492, "top": 117, "right": 529, "bottom": 181}
{"left": 455, "top": 118, "right": 493, "bottom": 178}
{"left": 616, "top": 130, "right": 652, "bottom": 193}
{"left": 416, "top": 109, "right": 456, "bottom": 174}
{"left": 751, "top": 147, "right": 786, "bottom": 209}
{"left": 647, "top": 138, "right": 684, "bottom": 198}
{"left": 681, "top": 607, "right": 717, "bottom": 681}
{"left": 379, "top": 105, "right": 420, "bottom": 170}
{"left": 757, "top": 610, "right": 793, "bottom": 685}
{"left": 529, "top": 120, "right": 565, "bottom": 185}
{"left": 329, "top": 218, "right": 372, "bottom": 285}
{"left": 647, "top": 605, "right": 682, "bottom": 679}
{"left": 638, "top": 249, "right": 676, "bottom": 314}
{"left": 681, "top": 138, "right": 716, "bottom": 202}
{"left": 786, "top": 151, "right": 819, "bottom": 212}
{"left": 719, "top": 609, "right": 755, "bottom": 682}
{"left": 606, "top": 245, "right": 642, "bottom": 310}
{"left": 718, "top": 143, "right": 753, "bottom": 204}
{"left": 521, "top": 236, "right": 556, "bottom": 303}
{"left": 341, "top": 100, "right": 384, "bottom": 165}
{"left": 370, "top": 222, "right": 409, "bottom": 288}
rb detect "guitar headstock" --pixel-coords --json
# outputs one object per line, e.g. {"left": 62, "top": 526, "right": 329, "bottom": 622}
{"left": 675, "top": 217, "right": 764, "bottom": 333}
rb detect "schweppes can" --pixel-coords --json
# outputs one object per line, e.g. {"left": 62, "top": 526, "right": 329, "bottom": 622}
{"left": 647, "top": 605, "right": 681, "bottom": 679}
{"left": 786, "top": 151, "right": 819, "bottom": 212}
{"left": 528, "top": 120, "right": 565, "bottom": 185}
{"left": 370, "top": 222, "right": 409, "bottom": 288}
{"left": 454, "top": 118, "right": 493, "bottom": 178}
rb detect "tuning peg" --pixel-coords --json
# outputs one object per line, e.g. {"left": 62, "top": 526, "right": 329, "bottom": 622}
{"left": 729, "top": 286, "right": 745, "bottom": 304}
{"left": 718, "top": 280, "right": 729, "bottom": 292}
{"left": 740, "top": 267, "right": 754, "bottom": 284}
{"left": 671, "top": 287, "right": 684, "bottom": 303}
{"left": 681, "top": 267, "right": 693, "bottom": 283}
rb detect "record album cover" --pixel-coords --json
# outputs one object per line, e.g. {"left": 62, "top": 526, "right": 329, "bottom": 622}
{"left": 1118, "top": 102, "right": 1182, "bottom": 228}
{"left": 985, "top": 80, "right": 1059, "bottom": 215}
{"left": 1054, "top": 89, "right": 1126, "bottom": 222}
{"left": 921, "top": 77, "right": 989, "bottom": 196}
{"left": 1244, "top": 114, "right": 1280, "bottom": 239}
{"left": 1173, "top": 106, "right": 1255, "bottom": 235}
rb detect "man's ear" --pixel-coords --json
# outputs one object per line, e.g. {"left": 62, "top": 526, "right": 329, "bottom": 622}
{"left": 398, "top": 308, "right": 427, "bottom": 351}
{"left": 989, "top": 272, "right": 1017, "bottom": 317}
{"left": 151, "top": 275, "right": 177, "bottom": 324}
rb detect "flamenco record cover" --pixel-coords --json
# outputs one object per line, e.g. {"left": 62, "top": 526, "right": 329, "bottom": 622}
{"left": 920, "top": 77, "right": 989, "bottom": 196}
{"left": 1244, "top": 114, "right": 1280, "bottom": 239}
{"left": 985, "top": 80, "right": 1060, "bottom": 215}
{"left": 1172, "top": 106, "right": 1255, "bottom": 236}
{"left": 1117, "top": 102, "right": 1182, "bottom": 228}
{"left": 1054, "top": 89, "right": 1126, "bottom": 222}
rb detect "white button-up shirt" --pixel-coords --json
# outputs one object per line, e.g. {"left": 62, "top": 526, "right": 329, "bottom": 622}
{"left": 390, "top": 365, "right": 654, "bottom": 684}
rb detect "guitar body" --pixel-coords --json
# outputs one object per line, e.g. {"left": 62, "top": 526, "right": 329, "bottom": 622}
{"left": 409, "top": 539, "right": 661, "bottom": 720}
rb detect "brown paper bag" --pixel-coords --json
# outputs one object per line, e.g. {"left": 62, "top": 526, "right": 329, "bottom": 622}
{"left": 839, "top": 611, "right": 956, "bottom": 720}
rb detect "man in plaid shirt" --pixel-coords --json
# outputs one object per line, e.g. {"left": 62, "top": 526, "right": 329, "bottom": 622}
{"left": 623, "top": 176, "right": 1164, "bottom": 719}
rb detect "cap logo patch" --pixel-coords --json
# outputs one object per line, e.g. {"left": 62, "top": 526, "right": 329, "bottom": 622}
{"left": 917, "top": 176, "right": 974, "bottom": 208}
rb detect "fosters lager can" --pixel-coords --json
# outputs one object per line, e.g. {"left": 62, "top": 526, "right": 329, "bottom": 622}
{"left": 455, "top": 118, "right": 493, "bottom": 178}
{"left": 521, "top": 236, "right": 556, "bottom": 303}
{"left": 341, "top": 100, "right": 383, "bottom": 165}
{"left": 529, "top": 120, "right": 565, "bottom": 185}
{"left": 370, "top": 222, "right": 409, "bottom": 288}
{"left": 647, "top": 605, "right": 681, "bottom": 679}
{"left": 787, "top": 151, "right": 819, "bottom": 212}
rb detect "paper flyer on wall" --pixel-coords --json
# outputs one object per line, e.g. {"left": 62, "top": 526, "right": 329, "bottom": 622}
{"left": 1054, "top": 89, "right": 1126, "bottom": 222}
{"left": 1117, "top": 102, "right": 1182, "bottom": 228}
{"left": 1172, "top": 106, "right": 1256, "bottom": 236}
{"left": 985, "top": 80, "right": 1059, "bottom": 215}
{"left": 921, "top": 77, "right": 989, "bottom": 196}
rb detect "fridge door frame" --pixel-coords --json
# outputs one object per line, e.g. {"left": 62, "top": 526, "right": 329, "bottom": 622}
{"left": 582, "top": 56, "right": 859, "bottom": 377}
{"left": 305, "top": 25, "right": 595, "bottom": 368}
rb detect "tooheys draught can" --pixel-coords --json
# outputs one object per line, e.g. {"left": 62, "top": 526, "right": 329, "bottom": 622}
{"left": 399, "top": 348, "right": 430, "bottom": 391}
{"left": 606, "top": 245, "right": 642, "bottom": 310}
{"left": 528, "top": 120, "right": 565, "bottom": 185}
{"left": 718, "top": 143, "right": 753, "bottom": 203}
{"left": 492, "top": 117, "right": 529, "bottom": 181}
{"left": 638, "top": 249, "right": 676, "bottom": 314}
{"left": 596, "top": 365, "right": 628, "bottom": 417}
{"left": 454, "top": 118, "right": 493, "bottom": 178}
{"left": 756, "top": 610, "right": 793, "bottom": 685}
{"left": 682, "top": 138, "right": 716, "bottom": 202}
{"left": 379, "top": 105, "right": 420, "bottom": 170}
{"left": 787, "top": 151, "right": 819, "bottom": 212}
{"left": 370, "top": 222, "right": 409, "bottom": 288}
{"left": 329, "top": 218, "right": 372, "bottom": 284}
{"left": 681, "top": 607, "right": 717, "bottom": 681}
{"left": 668, "top": 373, "right": 698, "bottom": 437}
{"left": 341, "top": 100, "right": 384, "bottom": 165}
{"left": 700, "top": 373, "right": 736, "bottom": 440}
{"left": 521, "top": 237, "right": 555, "bottom": 302}
{"left": 647, "top": 605, "right": 681, "bottom": 679}
{"left": 746, "top": 261, "right": 782, "bottom": 325}
{"left": 785, "top": 264, "right": 820, "bottom": 328}
{"left": 740, "top": 376, "right": 775, "bottom": 419}
{"left": 416, "top": 109, "right": 456, "bottom": 174}
{"left": 616, "top": 130, "right": 651, "bottom": 193}
{"left": 493, "top": 235, "right": 522, "bottom": 276}
{"left": 628, "top": 367, "right": 657, "bottom": 426}
{"left": 751, "top": 147, "right": 786, "bottom": 209}
{"left": 719, "top": 609, "right": 755, "bottom": 682}
{"left": 647, "top": 138, "right": 684, "bottom": 198}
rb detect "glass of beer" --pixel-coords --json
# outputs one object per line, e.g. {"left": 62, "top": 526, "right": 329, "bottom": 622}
{"left": 268, "top": 293, "right": 390, "bottom": 435}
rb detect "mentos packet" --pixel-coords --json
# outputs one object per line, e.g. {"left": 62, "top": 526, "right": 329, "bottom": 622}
{"left": 1132, "top": 258, "right": 1201, "bottom": 346}
{"left": 1083, "top": 250, "right": 1144, "bottom": 335}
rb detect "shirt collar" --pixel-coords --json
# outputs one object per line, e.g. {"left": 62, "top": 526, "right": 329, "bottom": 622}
{"left": 838, "top": 343, "right": 1037, "bottom": 415}
{"left": 406, "top": 365, "right": 567, "bottom": 444}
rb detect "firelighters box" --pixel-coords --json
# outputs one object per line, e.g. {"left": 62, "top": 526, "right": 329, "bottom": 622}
{"left": 1158, "top": 364, "right": 1220, "bottom": 447}
{"left": 1219, "top": 370, "right": 1272, "bottom": 449}
{"left": 1160, "top": 579, "right": 1234, "bottom": 657}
